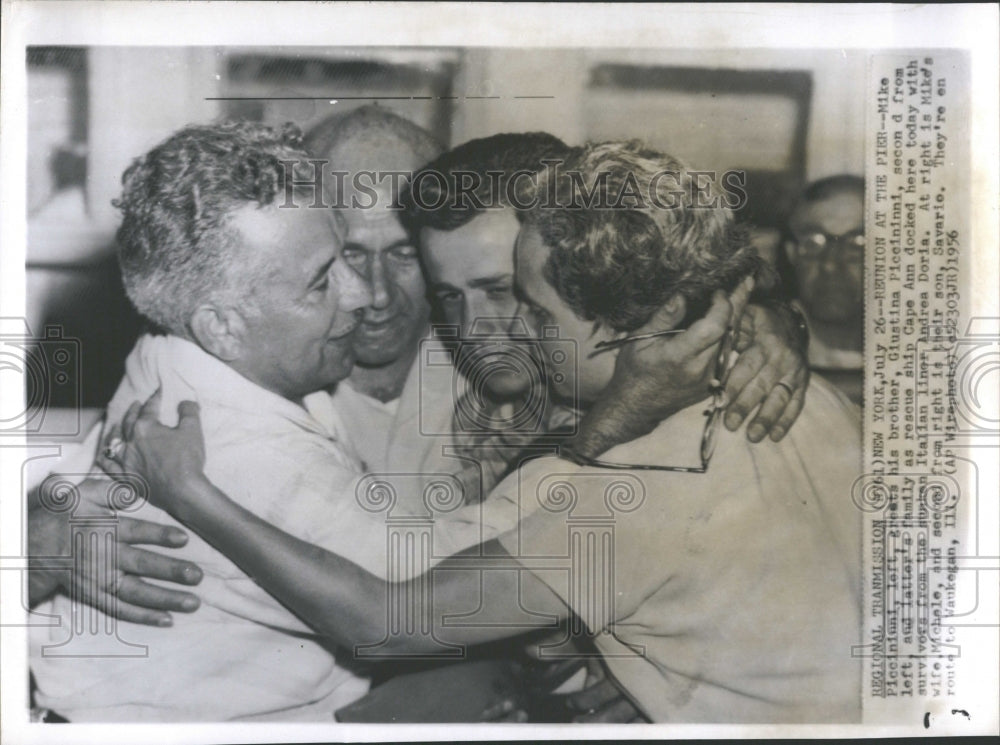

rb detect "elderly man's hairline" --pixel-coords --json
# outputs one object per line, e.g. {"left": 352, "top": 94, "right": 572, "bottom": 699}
{"left": 115, "top": 120, "right": 317, "bottom": 336}
{"left": 121, "top": 206, "right": 270, "bottom": 338}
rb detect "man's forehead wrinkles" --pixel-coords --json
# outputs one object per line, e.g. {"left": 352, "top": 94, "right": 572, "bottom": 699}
{"left": 345, "top": 206, "right": 405, "bottom": 226}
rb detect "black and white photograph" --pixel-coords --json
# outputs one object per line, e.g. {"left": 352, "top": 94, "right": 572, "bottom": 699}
{"left": 1, "top": 3, "right": 997, "bottom": 742}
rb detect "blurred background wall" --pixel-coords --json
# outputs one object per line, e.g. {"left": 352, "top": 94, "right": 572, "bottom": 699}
{"left": 26, "top": 45, "right": 865, "bottom": 407}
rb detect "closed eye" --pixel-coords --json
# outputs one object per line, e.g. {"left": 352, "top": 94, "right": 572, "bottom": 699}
{"left": 390, "top": 244, "right": 419, "bottom": 261}
{"left": 485, "top": 284, "right": 512, "bottom": 300}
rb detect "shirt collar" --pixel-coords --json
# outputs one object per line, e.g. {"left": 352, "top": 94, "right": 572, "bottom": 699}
{"left": 128, "top": 334, "right": 332, "bottom": 438}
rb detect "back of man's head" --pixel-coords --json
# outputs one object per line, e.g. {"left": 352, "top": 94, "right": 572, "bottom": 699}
{"left": 525, "top": 139, "right": 760, "bottom": 332}
{"left": 402, "top": 131, "right": 572, "bottom": 233}
{"left": 115, "top": 121, "right": 316, "bottom": 336}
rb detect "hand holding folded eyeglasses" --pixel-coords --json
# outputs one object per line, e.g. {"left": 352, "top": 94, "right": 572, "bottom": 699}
{"left": 608, "top": 276, "right": 810, "bottom": 444}
{"left": 565, "top": 274, "right": 809, "bottom": 465}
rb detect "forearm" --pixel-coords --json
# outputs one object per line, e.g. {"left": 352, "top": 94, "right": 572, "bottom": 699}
{"left": 563, "top": 387, "right": 683, "bottom": 460}
{"left": 27, "top": 502, "right": 69, "bottom": 606}
{"left": 168, "top": 476, "right": 536, "bottom": 652}
{"left": 169, "top": 476, "right": 385, "bottom": 648}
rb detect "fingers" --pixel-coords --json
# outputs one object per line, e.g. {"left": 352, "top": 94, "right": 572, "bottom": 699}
{"left": 118, "top": 543, "right": 203, "bottom": 586}
{"left": 744, "top": 381, "right": 796, "bottom": 443}
{"left": 765, "top": 382, "right": 807, "bottom": 442}
{"left": 115, "top": 574, "right": 200, "bottom": 613}
{"left": 88, "top": 590, "right": 175, "bottom": 627}
{"left": 728, "top": 275, "right": 754, "bottom": 330}
{"left": 676, "top": 290, "right": 731, "bottom": 355}
{"left": 176, "top": 400, "right": 201, "bottom": 432}
{"left": 722, "top": 345, "right": 766, "bottom": 431}
{"left": 140, "top": 387, "right": 163, "bottom": 422}
{"left": 563, "top": 675, "right": 622, "bottom": 712}
{"left": 116, "top": 515, "right": 189, "bottom": 548}
{"left": 733, "top": 301, "right": 756, "bottom": 353}
{"left": 480, "top": 697, "right": 527, "bottom": 722}
{"left": 97, "top": 424, "right": 126, "bottom": 476}
{"left": 121, "top": 401, "right": 143, "bottom": 441}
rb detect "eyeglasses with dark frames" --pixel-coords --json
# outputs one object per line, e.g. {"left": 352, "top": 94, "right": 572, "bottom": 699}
{"left": 793, "top": 230, "right": 865, "bottom": 263}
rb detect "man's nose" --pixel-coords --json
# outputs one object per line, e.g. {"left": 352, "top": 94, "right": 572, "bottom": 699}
{"left": 820, "top": 248, "right": 843, "bottom": 273}
{"left": 462, "top": 298, "right": 498, "bottom": 337}
{"left": 334, "top": 259, "right": 372, "bottom": 313}
{"left": 367, "top": 255, "right": 393, "bottom": 310}
{"left": 512, "top": 300, "right": 539, "bottom": 337}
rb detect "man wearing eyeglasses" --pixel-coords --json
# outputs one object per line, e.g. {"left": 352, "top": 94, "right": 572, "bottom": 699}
{"left": 102, "top": 142, "right": 863, "bottom": 724}
{"left": 784, "top": 175, "right": 864, "bottom": 404}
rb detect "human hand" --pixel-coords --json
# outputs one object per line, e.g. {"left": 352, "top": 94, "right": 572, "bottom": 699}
{"left": 723, "top": 302, "right": 810, "bottom": 442}
{"left": 565, "top": 278, "right": 752, "bottom": 461}
{"left": 29, "top": 475, "right": 202, "bottom": 626}
{"left": 97, "top": 389, "right": 207, "bottom": 519}
{"left": 479, "top": 697, "right": 529, "bottom": 723}
{"left": 597, "top": 276, "right": 752, "bottom": 438}
{"left": 610, "top": 280, "right": 747, "bottom": 415}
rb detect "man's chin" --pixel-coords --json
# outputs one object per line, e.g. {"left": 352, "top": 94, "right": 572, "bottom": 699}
{"left": 351, "top": 322, "right": 416, "bottom": 365}
{"left": 323, "top": 359, "right": 355, "bottom": 388}
{"left": 320, "top": 341, "right": 356, "bottom": 382}
{"left": 351, "top": 339, "right": 408, "bottom": 367}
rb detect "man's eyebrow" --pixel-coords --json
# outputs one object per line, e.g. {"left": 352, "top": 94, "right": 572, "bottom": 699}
{"left": 307, "top": 255, "right": 337, "bottom": 287}
{"left": 343, "top": 238, "right": 414, "bottom": 253}
{"left": 467, "top": 273, "right": 513, "bottom": 289}
{"left": 431, "top": 281, "right": 461, "bottom": 293}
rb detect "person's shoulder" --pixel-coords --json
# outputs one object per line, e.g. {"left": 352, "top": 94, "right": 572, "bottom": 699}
{"left": 802, "top": 374, "right": 863, "bottom": 430}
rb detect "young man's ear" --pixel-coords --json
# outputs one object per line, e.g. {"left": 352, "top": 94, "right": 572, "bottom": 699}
{"left": 189, "top": 304, "right": 246, "bottom": 361}
{"left": 635, "top": 293, "right": 687, "bottom": 335}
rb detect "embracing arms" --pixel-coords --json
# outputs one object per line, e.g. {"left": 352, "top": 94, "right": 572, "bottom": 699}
{"left": 98, "top": 408, "right": 564, "bottom": 653}
{"left": 565, "top": 278, "right": 809, "bottom": 460}
{"left": 27, "top": 476, "right": 203, "bottom": 625}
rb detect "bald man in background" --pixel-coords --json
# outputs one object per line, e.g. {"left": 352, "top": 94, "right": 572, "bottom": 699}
{"left": 302, "top": 107, "right": 444, "bottom": 478}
